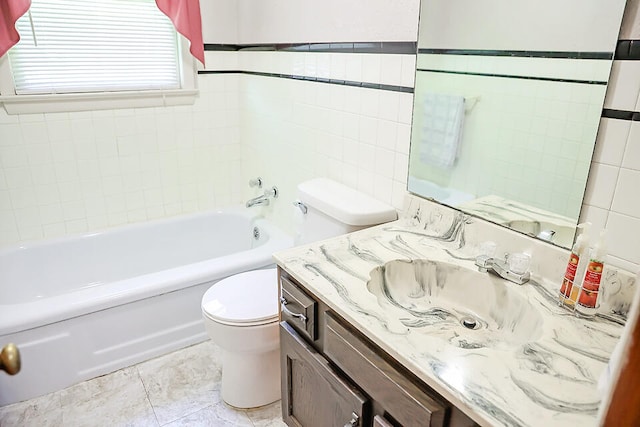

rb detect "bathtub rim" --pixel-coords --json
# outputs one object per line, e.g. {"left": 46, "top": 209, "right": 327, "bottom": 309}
{"left": 0, "top": 207, "right": 292, "bottom": 337}
{"left": 0, "top": 206, "right": 263, "bottom": 256}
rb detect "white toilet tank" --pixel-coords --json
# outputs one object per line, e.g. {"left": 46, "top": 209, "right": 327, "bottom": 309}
{"left": 295, "top": 178, "right": 397, "bottom": 245}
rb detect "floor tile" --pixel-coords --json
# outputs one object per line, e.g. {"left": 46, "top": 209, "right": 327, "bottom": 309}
{"left": 0, "top": 391, "right": 63, "bottom": 427}
{"left": 162, "top": 403, "right": 253, "bottom": 427}
{"left": 59, "top": 369, "right": 157, "bottom": 427}
{"left": 0, "top": 341, "right": 288, "bottom": 427}
{"left": 246, "top": 401, "right": 287, "bottom": 427}
{"left": 58, "top": 367, "right": 139, "bottom": 406}
{"left": 136, "top": 341, "right": 222, "bottom": 425}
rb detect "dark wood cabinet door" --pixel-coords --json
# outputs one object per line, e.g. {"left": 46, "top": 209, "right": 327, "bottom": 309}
{"left": 324, "top": 313, "right": 448, "bottom": 427}
{"left": 280, "top": 321, "right": 369, "bottom": 427}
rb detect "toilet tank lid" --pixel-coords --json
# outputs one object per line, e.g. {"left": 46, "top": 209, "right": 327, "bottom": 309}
{"left": 298, "top": 178, "right": 397, "bottom": 226}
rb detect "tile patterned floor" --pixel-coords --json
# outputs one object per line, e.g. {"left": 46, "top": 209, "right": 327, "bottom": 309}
{"left": 0, "top": 340, "right": 287, "bottom": 427}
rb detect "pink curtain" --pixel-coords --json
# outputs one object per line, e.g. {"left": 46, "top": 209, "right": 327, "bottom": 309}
{"left": 155, "top": 0, "right": 205, "bottom": 66}
{"left": 1, "top": 0, "right": 205, "bottom": 65}
{"left": 0, "top": 0, "right": 31, "bottom": 58}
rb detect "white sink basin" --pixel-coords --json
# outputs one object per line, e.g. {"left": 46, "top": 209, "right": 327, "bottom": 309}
{"left": 366, "top": 259, "right": 543, "bottom": 349}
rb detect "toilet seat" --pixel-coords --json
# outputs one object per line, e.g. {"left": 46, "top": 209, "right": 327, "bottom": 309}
{"left": 202, "top": 269, "right": 279, "bottom": 327}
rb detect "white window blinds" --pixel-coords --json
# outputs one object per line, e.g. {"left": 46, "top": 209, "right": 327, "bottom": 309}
{"left": 8, "top": 0, "right": 181, "bottom": 95}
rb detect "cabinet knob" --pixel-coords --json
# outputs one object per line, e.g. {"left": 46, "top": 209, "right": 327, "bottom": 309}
{"left": 344, "top": 412, "right": 359, "bottom": 427}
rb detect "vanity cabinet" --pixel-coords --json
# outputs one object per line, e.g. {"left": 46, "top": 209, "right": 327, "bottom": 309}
{"left": 324, "top": 313, "right": 446, "bottom": 427}
{"left": 278, "top": 269, "right": 478, "bottom": 427}
{"left": 280, "top": 321, "right": 369, "bottom": 427}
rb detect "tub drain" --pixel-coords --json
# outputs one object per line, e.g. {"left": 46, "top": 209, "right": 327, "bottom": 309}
{"left": 461, "top": 317, "right": 478, "bottom": 330}
{"left": 253, "top": 226, "right": 260, "bottom": 240}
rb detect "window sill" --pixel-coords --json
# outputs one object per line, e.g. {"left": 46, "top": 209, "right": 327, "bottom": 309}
{"left": 0, "top": 89, "right": 199, "bottom": 115}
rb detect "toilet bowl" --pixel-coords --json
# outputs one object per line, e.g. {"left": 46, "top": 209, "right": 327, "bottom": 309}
{"left": 201, "top": 268, "right": 280, "bottom": 409}
{"left": 201, "top": 178, "right": 398, "bottom": 409}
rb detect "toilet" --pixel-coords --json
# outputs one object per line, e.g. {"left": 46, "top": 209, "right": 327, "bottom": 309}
{"left": 201, "top": 178, "right": 397, "bottom": 408}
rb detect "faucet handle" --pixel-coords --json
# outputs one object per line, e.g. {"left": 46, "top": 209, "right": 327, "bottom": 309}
{"left": 506, "top": 252, "right": 531, "bottom": 275}
{"left": 249, "top": 177, "right": 263, "bottom": 188}
{"left": 264, "top": 186, "right": 278, "bottom": 198}
{"left": 476, "top": 241, "right": 497, "bottom": 272}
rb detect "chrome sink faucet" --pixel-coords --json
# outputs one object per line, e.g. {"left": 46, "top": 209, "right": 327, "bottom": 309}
{"left": 475, "top": 252, "right": 530, "bottom": 285}
{"left": 536, "top": 229, "right": 556, "bottom": 242}
{"left": 246, "top": 186, "right": 278, "bottom": 208}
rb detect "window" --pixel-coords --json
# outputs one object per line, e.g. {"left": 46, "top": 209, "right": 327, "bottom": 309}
{"left": 0, "top": 0, "right": 197, "bottom": 114}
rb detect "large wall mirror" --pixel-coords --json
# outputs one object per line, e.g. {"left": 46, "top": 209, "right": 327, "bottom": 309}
{"left": 409, "top": 0, "right": 627, "bottom": 249}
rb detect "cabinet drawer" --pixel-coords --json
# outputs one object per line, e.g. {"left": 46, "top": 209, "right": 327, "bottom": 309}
{"left": 373, "top": 415, "right": 394, "bottom": 427}
{"left": 280, "top": 275, "right": 317, "bottom": 341}
{"left": 324, "top": 313, "right": 448, "bottom": 427}
{"left": 280, "top": 321, "right": 369, "bottom": 427}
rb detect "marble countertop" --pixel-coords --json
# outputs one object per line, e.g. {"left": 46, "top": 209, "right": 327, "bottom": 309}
{"left": 273, "top": 208, "right": 625, "bottom": 427}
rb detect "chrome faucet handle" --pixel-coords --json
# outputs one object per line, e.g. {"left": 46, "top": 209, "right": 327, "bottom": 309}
{"left": 264, "top": 186, "right": 278, "bottom": 198}
{"left": 249, "top": 177, "right": 263, "bottom": 188}
{"left": 506, "top": 252, "right": 531, "bottom": 275}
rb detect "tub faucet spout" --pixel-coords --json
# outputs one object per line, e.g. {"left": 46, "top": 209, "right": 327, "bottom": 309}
{"left": 246, "top": 186, "right": 278, "bottom": 208}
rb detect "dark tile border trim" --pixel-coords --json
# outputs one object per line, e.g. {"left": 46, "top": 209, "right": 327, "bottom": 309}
{"left": 198, "top": 70, "right": 414, "bottom": 93}
{"left": 602, "top": 108, "right": 640, "bottom": 121}
{"left": 204, "top": 42, "right": 635, "bottom": 59}
{"left": 203, "top": 44, "right": 239, "bottom": 52}
{"left": 418, "top": 49, "right": 612, "bottom": 60}
{"left": 416, "top": 68, "right": 607, "bottom": 85}
{"left": 204, "top": 42, "right": 417, "bottom": 54}
{"left": 615, "top": 40, "right": 640, "bottom": 60}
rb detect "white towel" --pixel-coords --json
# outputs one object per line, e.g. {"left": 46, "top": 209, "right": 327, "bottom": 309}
{"left": 419, "top": 93, "right": 465, "bottom": 169}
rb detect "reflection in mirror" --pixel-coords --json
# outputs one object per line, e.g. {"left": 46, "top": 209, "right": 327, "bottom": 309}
{"left": 408, "top": 0, "right": 627, "bottom": 249}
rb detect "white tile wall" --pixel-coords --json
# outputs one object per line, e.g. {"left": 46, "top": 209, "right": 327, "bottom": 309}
{"left": 584, "top": 162, "right": 620, "bottom": 209}
{"left": 220, "top": 7, "right": 640, "bottom": 275}
{"left": 235, "top": 0, "right": 420, "bottom": 45}
{"left": 592, "top": 118, "right": 631, "bottom": 165}
{"left": 0, "top": 75, "right": 242, "bottom": 247}
{"left": 230, "top": 49, "right": 413, "bottom": 235}
{"left": 603, "top": 61, "right": 640, "bottom": 110}
{"left": 410, "top": 70, "right": 601, "bottom": 219}
{"left": 579, "top": 3, "right": 640, "bottom": 273}
{"left": 2, "top": 0, "right": 639, "bottom": 281}
{"left": 622, "top": 122, "right": 640, "bottom": 169}
{"left": 230, "top": 51, "right": 416, "bottom": 89}
{"left": 418, "top": 0, "right": 625, "bottom": 53}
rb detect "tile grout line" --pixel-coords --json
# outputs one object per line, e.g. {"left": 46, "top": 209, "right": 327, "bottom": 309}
{"left": 244, "top": 407, "right": 259, "bottom": 427}
{"left": 135, "top": 365, "right": 161, "bottom": 427}
{"left": 162, "top": 404, "right": 217, "bottom": 426}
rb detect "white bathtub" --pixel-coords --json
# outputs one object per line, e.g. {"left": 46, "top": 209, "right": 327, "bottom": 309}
{"left": 0, "top": 208, "right": 292, "bottom": 406}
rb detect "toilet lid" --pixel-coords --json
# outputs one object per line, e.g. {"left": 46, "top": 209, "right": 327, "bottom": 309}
{"left": 201, "top": 269, "right": 279, "bottom": 325}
